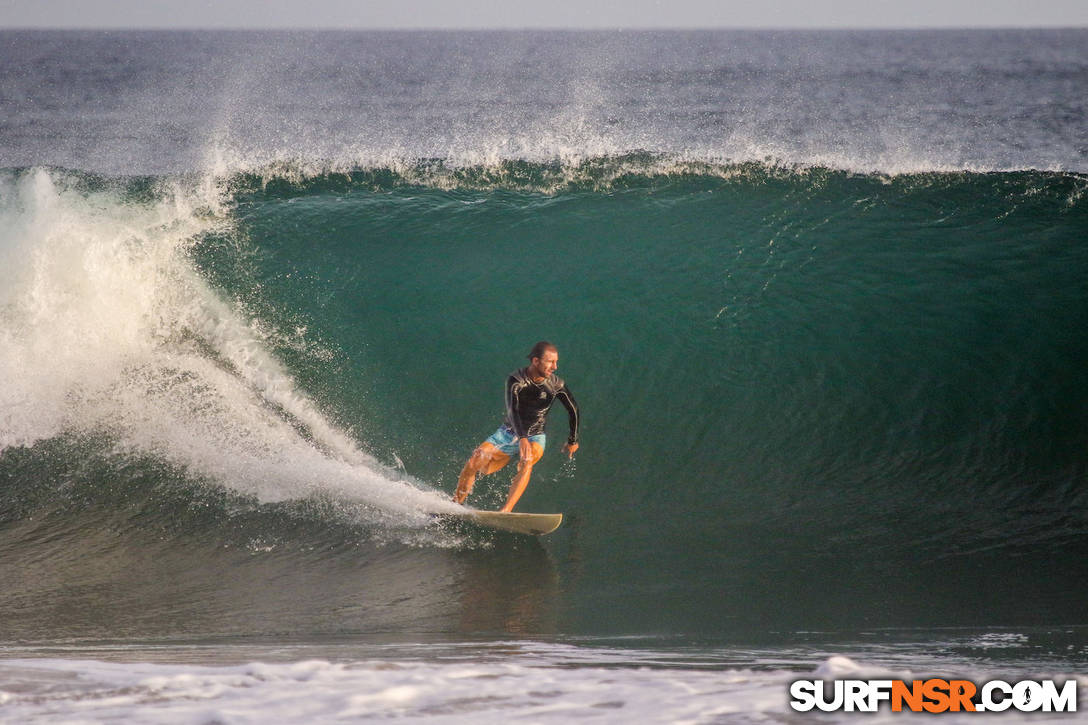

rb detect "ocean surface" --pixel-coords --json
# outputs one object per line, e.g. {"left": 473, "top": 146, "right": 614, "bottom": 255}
{"left": 1, "top": 29, "right": 1087, "bottom": 722}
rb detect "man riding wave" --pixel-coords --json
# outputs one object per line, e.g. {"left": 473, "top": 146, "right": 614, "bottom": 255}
{"left": 454, "top": 341, "right": 580, "bottom": 512}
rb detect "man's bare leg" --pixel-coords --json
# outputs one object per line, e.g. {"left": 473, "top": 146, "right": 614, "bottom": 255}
{"left": 500, "top": 460, "right": 534, "bottom": 512}
{"left": 454, "top": 449, "right": 487, "bottom": 504}
{"left": 455, "top": 444, "right": 506, "bottom": 504}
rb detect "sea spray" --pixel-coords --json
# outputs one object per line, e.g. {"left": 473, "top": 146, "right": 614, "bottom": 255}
{"left": 0, "top": 167, "right": 457, "bottom": 524}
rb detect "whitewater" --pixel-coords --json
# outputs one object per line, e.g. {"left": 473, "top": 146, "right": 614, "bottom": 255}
{"left": 1, "top": 29, "right": 1086, "bottom": 722}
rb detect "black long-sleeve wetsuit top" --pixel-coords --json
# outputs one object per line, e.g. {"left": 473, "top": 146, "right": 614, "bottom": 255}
{"left": 503, "top": 367, "right": 580, "bottom": 445}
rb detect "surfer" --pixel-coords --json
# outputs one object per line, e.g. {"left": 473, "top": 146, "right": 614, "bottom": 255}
{"left": 454, "top": 341, "right": 580, "bottom": 512}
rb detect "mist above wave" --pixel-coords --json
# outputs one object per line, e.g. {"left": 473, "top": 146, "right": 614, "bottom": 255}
{"left": 2, "top": 29, "right": 1084, "bottom": 177}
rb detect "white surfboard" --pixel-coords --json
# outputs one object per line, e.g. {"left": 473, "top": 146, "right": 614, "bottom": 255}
{"left": 444, "top": 510, "right": 563, "bottom": 536}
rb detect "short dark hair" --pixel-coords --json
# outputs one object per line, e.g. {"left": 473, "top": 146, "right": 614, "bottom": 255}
{"left": 528, "top": 341, "right": 557, "bottom": 361}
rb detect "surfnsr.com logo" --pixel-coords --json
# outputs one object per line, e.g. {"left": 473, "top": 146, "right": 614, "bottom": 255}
{"left": 789, "top": 678, "right": 1078, "bottom": 713}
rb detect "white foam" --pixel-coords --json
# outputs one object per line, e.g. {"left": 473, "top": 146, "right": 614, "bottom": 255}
{"left": 0, "top": 167, "right": 461, "bottom": 525}
{"left": 0, "top": 655, "right": 790, "bottom": 724}
{"left": 0, "top": 649, "right": 1080, "bottom": 724}
{"left": 814, "top": 654, "right": 910, "bottom": 680}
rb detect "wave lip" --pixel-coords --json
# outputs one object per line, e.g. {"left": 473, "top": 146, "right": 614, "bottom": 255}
{"left": 215, "top": 152, "right": 1088, "bottom": 199}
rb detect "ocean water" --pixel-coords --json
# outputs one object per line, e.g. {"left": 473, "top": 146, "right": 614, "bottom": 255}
{"left": 1, "top": 29, "right": 1087, "bottom": 722}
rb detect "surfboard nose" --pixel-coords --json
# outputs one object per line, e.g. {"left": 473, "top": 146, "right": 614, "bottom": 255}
{"left": 443, "top": 511, "right": 563, "bottom": 535}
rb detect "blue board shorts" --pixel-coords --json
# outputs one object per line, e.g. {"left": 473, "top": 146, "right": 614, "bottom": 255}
{"left": 485, "top": 425, "right": 546, "bottom": 456}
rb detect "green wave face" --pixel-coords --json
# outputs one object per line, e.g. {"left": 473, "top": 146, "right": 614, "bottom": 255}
{"left": 2, "top": 162, "right": 1087, "bottom": 639}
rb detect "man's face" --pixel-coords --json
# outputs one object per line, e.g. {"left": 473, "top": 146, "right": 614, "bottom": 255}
{"left": 530, "top": 350, "right": 558, "bottom": 379}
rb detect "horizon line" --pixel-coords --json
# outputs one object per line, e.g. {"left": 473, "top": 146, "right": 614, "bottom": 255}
{"left": 3, "top": 24, "right": 1087, "bottom": 32}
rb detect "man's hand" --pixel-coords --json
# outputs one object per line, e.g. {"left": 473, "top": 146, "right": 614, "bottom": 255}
{"left": 562, "top": 442, "right": 579, "bottom": 459}
{"left": 519, "top": 437, "right": 534, "bottom": 463}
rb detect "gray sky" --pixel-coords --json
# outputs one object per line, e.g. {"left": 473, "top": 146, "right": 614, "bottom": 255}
{"left": 2, "top": 0, "right": 1087, "bottom": 29}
